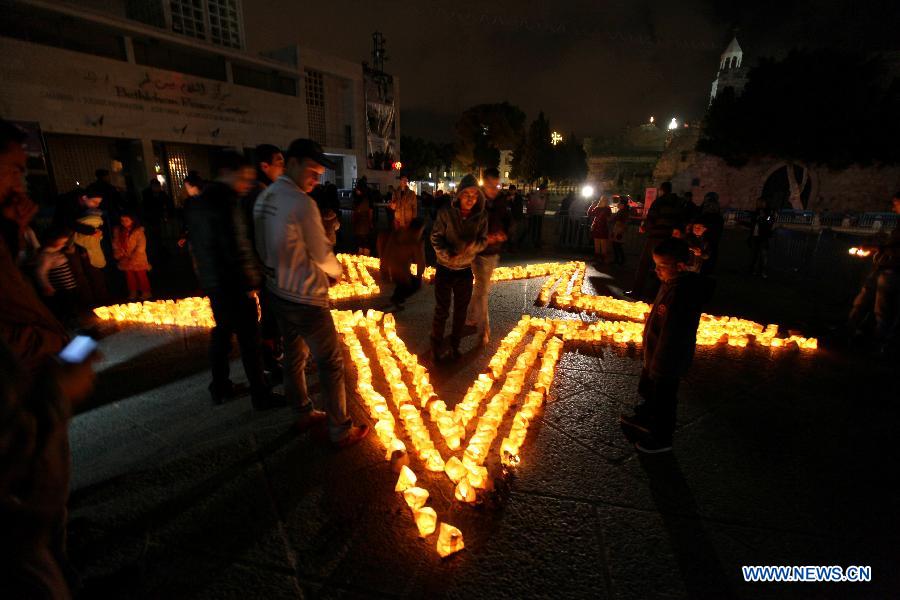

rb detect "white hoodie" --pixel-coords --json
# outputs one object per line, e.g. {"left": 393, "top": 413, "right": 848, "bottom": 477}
{"left": 253, "top": 175, "right": 342, "bottom": 307}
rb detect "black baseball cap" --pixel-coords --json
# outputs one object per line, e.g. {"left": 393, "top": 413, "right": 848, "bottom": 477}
{"left": 285, "top": 138, "right": 335, "bottom": 169}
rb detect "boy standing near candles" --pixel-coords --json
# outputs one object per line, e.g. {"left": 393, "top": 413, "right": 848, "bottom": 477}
{"left": 620, "top": 238, "right": 709, "bottom": 453}
{"left": 430, "top": 174, "right": 488, "bottom": 361}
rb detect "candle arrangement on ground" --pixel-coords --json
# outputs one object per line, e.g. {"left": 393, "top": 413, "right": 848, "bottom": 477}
{"left": 92, "top": 297, "right": 216, "bottom": 328}
{"left": 94, "top": 255, "right": 820, "bottom": 557}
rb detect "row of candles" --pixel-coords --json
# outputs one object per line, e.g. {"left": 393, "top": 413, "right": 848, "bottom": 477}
{"left": 328, "top": 254, "right": 381, "bottom": 301}
{"left": 332, "top": 309, "right": 463, "bottom": 557}
{"left": 541, "top": 261, "right": 817, "bottom": 350}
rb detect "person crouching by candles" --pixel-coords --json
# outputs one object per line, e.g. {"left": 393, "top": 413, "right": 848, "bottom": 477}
{"left": 620, "top": 238, "right": 709, "bottom": 453}
{"left": 430, "top": 174, "right": 488, "bottom": 362}
{"left": 112, "top": 212, "right": 152, "bottom": 300}
{"left": 381, "top": 217, "right": 426, "bottom": 313}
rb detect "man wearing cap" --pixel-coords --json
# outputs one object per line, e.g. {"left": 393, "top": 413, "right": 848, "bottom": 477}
{"left": 254, "top": 139, "right": 369, "bottom": 448}
{"left": 389, "top": 174, "right": 417, "bottom": 231}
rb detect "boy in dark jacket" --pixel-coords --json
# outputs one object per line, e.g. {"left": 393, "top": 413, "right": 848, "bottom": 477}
{"left": 621, "top": 238, "right": 708, "bottom": 453}
{"left": 429, "top": 174, "right": 488, "bottom": 361}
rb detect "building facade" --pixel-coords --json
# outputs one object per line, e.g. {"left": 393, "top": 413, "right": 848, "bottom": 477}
{"left": 0, "top": 0, "right": 400, "bottom": 204}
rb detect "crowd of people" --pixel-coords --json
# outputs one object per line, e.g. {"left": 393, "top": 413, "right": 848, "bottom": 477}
{"left": 2, "top": 112, "right": 898, "bottom": 594}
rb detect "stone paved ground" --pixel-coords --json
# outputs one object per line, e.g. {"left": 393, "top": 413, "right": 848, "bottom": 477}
{"left": 67, "top": 236, "right": 898, "bottom": 599}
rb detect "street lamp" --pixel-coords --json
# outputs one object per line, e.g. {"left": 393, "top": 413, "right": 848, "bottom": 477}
{"left": 551, "top": 131, "right": 563, "bottom": 146}
{"left": 580, "top": 184, "right": 595, "bottom": 198}
{"left": 667, "top": 118, "right": 678, "bottom": 130}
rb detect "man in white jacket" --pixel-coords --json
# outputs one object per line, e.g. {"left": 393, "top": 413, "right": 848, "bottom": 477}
{"left": 254, "top": 139, "right": 369, "bottom": 448}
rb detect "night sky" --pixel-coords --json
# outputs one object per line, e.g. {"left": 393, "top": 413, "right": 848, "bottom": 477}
{"left": 243, "top": 0, "right": 899, "bottom": 141}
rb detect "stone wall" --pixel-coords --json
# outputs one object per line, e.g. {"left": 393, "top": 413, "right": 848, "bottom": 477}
{"left": 654, "top": 130, "right": 900, "bottom": 211}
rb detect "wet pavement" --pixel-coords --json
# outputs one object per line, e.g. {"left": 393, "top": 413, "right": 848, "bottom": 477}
{"left": 67, "top": 246, "right": 898, "bottom": 599}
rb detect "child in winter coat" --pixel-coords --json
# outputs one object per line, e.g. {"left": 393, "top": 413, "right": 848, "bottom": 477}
{"left": 620, "top": 238, "right": 710, "bottom": 453}
{"left": 113, "top": 213, "right": 152, "bottom": 300}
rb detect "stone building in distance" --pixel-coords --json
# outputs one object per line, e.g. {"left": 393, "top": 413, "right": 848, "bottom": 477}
{"left": 654, "top": 36, "right": 900, "bottom": 213}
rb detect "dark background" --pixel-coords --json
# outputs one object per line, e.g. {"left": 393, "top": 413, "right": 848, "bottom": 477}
{"left": 244, "top": 0, "right": 900, "bottom": 140}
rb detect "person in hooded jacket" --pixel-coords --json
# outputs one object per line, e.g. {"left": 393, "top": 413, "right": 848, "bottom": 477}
{"left": 429, "top": 174, "right": 488, "bottom": 361}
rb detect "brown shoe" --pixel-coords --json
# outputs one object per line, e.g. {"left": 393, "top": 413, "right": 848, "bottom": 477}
{"left": 332, "top": 424, "right": 370, "bottom": 449}
{"left": 295, "top": 409, "right": 328, "bottom": 432}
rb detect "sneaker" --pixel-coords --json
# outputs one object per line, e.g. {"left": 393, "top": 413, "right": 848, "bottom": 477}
{"left": 295, "top": 409, "right": 328, "bottom": 432}
{"left": 332, "top": 424, "right": 370, "bottom": 449}
{"left": 635, "top": 438, "right": 673, "bottom": 454}
{"left": 619, "top": 412, "right": 650, "bottom": 433}
{"left": 252, "top": 391, "right": 286, "bottom": 411}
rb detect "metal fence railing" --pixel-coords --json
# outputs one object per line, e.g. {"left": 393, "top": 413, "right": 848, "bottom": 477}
{"left": 723, "top": 209, "right": 898, "bottom": 232}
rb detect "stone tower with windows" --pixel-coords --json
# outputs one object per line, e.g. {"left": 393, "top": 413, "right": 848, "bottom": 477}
{"left": 709, "top": 36, "right": 748, "bottom": 104}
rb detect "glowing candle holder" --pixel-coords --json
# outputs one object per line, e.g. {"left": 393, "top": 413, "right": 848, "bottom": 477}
{"left": 414, "top": 507, "right": 437, "bottom": 537}
{"left": 403, "top": 486, "right": 429, "bottom": 511}
{"left": 395, "top": 465, "right": 417, "bottom": 492}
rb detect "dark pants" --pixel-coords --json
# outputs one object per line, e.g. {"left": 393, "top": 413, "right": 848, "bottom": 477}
{"left": 748, "top": 237, "right": 769, "bottom": 275}
{"left": 633, "top": 237, "right": 666, "bottom": 298}
{"left": 528, "top": 215, "right": 544, "bottom": 247}
{"left": 45, "top": 289, "right": 79, "bottom": 329}
{"left": 269, "top": 294, "right": 351, "bottom": 441}
{"left": 635, "top": 370, "right": 680, "bottom": 443}
{"left": 73, "top": 251, "right": 108, "bottom": 307}
{"left": 391, "top": 275, "right": 422, "bottom": 305}
{"left": 432, "top": 264, "right": 474, "bottom": 350}
{"left": 258, "top": 287, "right": 281, "bottom": 373}
{"left": 207, "top": 289, "right": 268, "bottom": 401}
{"left": 613, "top": 241, "right": 625, "bottom": 265}
{"left": 850, "top": 268, "right": 899, "bottom": 345}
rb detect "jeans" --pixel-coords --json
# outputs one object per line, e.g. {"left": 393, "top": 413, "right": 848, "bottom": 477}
{"left": 635, "top": 370, "right": 680, "bottom": 443}
{"left": 850, "top": 268, "right": 899, "bottom": 344}
{"left": 269, "top": 294, "right": 351, "bottom": 441}
{"left": 466, "top": 253, "right": 499, "bottom": 331}
{"left": 432, "top": 264, "right": 474, "bottom": 350}
{"left": 208, "top": 290, "right": 268, "bottom": 401}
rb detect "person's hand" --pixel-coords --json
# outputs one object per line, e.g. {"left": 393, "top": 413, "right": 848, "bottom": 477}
{"left": 56, "top": 356, "right": 99, "bottom": 406}
{"left": 691, "top": 247, "right": 702, "bottom": 256}
{"left": 93, "top": 230, "right": 102, "bottom": 238}
{"left": 671, "top": 229, "right": 683, "bottom": 239}
{"left": 177, "top": 237, "right": 187, "bottom": 248}
{"left": 639, "top": 224, "right": 646, "bottom": 234}
{"left": 1, "top": 192, "right": 38, "bottom": 229}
